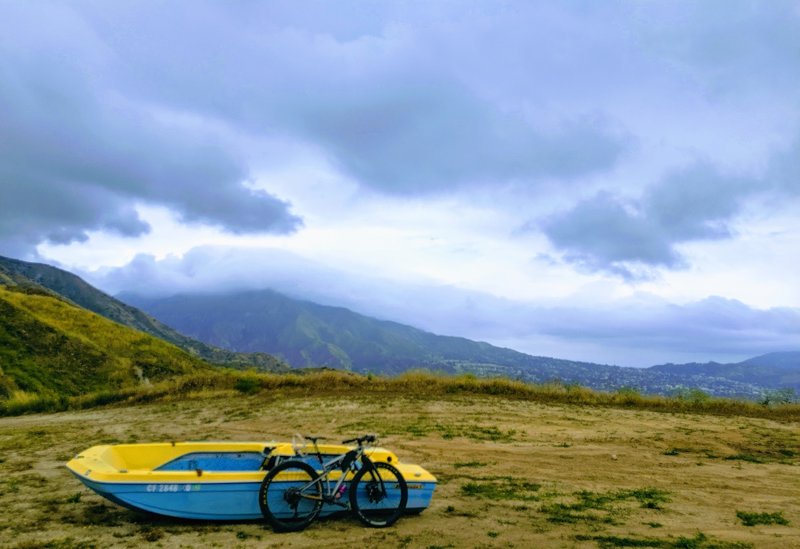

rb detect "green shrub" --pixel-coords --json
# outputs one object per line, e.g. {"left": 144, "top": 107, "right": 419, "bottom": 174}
{"left": 233, "top": 376, "right": 261, "bottom": 394}
{"left": 672, "top": 387, "right": 711, "bottom": 404}
{"left": 759, "top": 388, "right": 797, "bottom": 407}
{"left": 736, "top": 510, "right": 789, "bottom": 527}
{"left": 0, "top": 374, "right": 17, "bottom": 399}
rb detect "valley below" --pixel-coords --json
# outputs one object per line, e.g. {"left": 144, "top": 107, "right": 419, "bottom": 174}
{"left": 1, "top": 388, "right": 798, "bottom": 548}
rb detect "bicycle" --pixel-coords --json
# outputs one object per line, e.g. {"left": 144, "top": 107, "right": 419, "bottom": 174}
{"left": 258, "top": 434, "right": 409, "bottom": 532}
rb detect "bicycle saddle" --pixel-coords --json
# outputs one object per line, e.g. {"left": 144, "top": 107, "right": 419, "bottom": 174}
{"left": 303, "top": 435, "right": 325, "bottom": 444}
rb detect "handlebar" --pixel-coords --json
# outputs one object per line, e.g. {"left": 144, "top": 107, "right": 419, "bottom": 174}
{"left": 342, "top": 434, "right": 376, "bottom": 446}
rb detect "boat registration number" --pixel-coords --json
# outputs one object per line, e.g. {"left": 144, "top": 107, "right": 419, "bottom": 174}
{"left": 146, "top": 484, "right": 199, "bottom": 493}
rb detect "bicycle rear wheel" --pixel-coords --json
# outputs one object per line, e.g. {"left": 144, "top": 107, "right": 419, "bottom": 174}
{"left": 349, "top": 461, "right": 408, "bottom": 527}
{"left": 259, "top": 460, "right": 323, "bottom": 532}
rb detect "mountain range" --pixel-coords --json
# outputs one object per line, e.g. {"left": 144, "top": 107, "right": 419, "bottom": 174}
{"left": 123, "top": 289, "right": 799, "bottom": 398}
{"left": 1, "top": 255, "right": 798, "bottom": 400}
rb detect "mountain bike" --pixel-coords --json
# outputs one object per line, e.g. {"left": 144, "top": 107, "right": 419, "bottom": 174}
{"left": 258, "top": 434, "right": 408, "bottom": 532}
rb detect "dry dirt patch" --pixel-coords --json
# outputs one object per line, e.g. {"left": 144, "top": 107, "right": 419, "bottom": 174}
{"left": 0, "top": 392, "right": 798, "bottom": 548}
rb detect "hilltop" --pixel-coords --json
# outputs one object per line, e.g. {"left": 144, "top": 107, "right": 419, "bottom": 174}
{"left": 0, "top": 382, "right": 797, "bottom": 548}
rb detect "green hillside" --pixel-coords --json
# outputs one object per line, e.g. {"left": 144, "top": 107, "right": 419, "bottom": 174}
{"left": 0, "top": 286, "right": 213, "bottom": 399}
{"left": 124, "top": 289, "right": 533, "bottom": 372}
{"left": 125, "top": 290, "right": 779, "bottom": 398}
{"left": 0, "top": 256, "right": 287, "bottom": 372}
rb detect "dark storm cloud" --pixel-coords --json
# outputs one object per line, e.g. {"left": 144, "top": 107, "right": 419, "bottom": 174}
{"left": 299, "top": 84, "right": 626, "bottom": 193}
{"left": 533, "top": 296, "right": 800, "bottom": 356}
{"left": 72, "top": 2, "right": 628, "bottom": 194}
{"left": 643, "top": 164, "right": 753, "bottom": 240}
{"left": 0, "top": 2, "right": 301, "bottom": 256}
{"left": 540, "top": 192, "right": 679, "bottom": 275}
{"left": 769, "top": 135, "right": 800, "bottom": 195}
{"left": 540, "top": 163, "right": 763, "bottom": 278}
{"left": 0, "top": 179, "right": 151, "bottom": 257}
{"left": 640, "top": 0, "right": 800, "bottom": 94}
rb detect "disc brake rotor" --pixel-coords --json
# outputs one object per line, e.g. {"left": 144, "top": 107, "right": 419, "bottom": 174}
{"left": 366, "top": 481, "right": 384, "bottom": 503}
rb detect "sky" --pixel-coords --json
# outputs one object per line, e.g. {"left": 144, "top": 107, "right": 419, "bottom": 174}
{"left": 1, "top": 0, "right": 799, "bottom": 367}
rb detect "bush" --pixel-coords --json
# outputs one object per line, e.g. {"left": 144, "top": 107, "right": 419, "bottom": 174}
{"left": 0, "top": 372, "right": 17, "bottom": 399}
{"left": 0, "top": 391, "right": 64, "bottom": 415}
{"left": 614, "top": 386, "right": 644, "bottom": 406}
{"left": 736, "top": 510, "right": 789, "bottom": 527}
{"left": 233, "top": 376, "right": 262, "bottom": 395}
{"left": 672, "top": 387, "right": 711, "bottom": 404}
{"left": 759, "top": 388, "right": 797, "bottom": 407}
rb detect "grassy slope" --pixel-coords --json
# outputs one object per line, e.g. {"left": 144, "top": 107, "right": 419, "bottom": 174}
{"left": 0, "top": 256, "right": 287, "bottom": 372}
{"left": 0, "top": 386, "right": 797, "bottom": 548}
{"left": 0, "top": 287, "right": 212, "bottom": 398}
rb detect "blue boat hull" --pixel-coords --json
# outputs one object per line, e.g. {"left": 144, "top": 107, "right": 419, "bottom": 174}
{"left": 71, "top": 472, "right": 436, "bottom": 521}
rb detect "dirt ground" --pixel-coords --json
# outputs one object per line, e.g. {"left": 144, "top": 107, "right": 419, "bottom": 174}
{"left": 1, "top": 390, "right": 798, "bottom": 548}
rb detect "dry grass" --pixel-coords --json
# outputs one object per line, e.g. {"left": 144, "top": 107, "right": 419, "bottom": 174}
{"left": 1, "top": 389, "right": 798, "bottom": 548}
{"left": 3, "top": 370, "right": 799, "bottom": 422}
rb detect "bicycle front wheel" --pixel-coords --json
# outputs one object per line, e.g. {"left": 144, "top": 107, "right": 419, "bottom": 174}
{"left": 349, "top": 461, "right": 408, "bottom": 527}
{"left": 259, "top": 460, "right": 323, "bottom": 532}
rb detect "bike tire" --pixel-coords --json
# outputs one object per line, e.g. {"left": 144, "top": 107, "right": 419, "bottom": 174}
{"left": 259, "top": 460, "right": 323, "bottom": 532}
{"left": 349, "top": 461, "right": 408, "bottom": 527}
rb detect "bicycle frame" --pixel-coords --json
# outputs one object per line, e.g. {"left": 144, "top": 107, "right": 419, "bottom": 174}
{"left": 299, "top": 441, "right": 374, "bottom": 508}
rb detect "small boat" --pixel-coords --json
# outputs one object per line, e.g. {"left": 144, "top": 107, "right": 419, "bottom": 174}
{"left": 66, "top": 440, "right": 437, "bottom": 521}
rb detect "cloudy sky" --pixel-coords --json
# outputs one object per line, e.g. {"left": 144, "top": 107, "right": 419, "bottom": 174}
{"left": 2, "top": 1, "right": 799, "bottom": 367}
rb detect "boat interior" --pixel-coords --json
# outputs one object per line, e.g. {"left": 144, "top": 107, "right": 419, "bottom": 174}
{"left": 71, "top": 441, "right": 401, "bottom": 475}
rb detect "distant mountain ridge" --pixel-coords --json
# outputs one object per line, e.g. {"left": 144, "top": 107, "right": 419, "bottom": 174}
{"left": 123, "top": 289, "right": 800, "bottom": 398}
{"left": 741, "top": 352, "right": 800, "bottom": 370}
{"left": 122, "top": 289, "right": 562, "bottom": 373}
{"left": 648, "top": 352, "right": 800, "bottom": 391}
{"left": 0, "top": 256, "right": 287, "bottom": 372}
